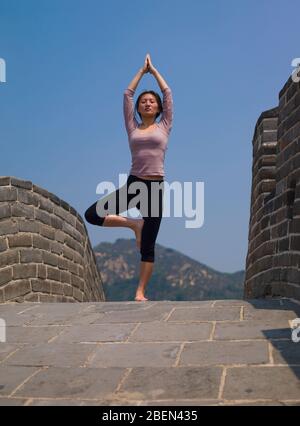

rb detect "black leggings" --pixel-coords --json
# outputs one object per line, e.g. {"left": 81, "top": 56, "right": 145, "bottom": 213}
{"left": 84, "top": 174, "right": 164, "bottom": 263}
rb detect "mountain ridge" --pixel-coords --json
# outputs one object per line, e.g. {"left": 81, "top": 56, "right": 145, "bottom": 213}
{"left": 93, "top": 238, "right": 245, "bottom": 301}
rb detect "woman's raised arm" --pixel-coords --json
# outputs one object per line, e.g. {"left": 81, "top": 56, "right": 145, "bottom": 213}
{"left": 147, "top": 54, "right": 173, "bottom": 133}
{"left": 147, "top": 54, "right": 169, "bottom": 91}
{"left": 126, "top": 68, "right": 145, "bottom": 91}
{"left": 123, "top": 56, "right": 149, "bottom": 135}
{"left": 127, "top": 55, "right": 149, "bottom": 91}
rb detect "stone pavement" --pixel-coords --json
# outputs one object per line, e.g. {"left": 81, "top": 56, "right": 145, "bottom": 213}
{"left": 0, "top": 298, "right": 300, "bottom": 406}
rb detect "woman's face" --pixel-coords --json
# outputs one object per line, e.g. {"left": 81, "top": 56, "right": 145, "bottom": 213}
{"left": 138, "top": 94, "right": 159, "bottom": 118}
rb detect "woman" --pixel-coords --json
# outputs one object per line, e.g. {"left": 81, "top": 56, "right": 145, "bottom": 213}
{"left": 84, "top": 53, "right": 173, "bottom": 301}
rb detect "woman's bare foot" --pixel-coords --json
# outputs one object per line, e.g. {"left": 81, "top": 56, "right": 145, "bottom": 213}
{"left": 135, "top": 294, "right": 148, "bottom": 302}
{"left": 133, "top": 218, "right": 144, "bottom": 249}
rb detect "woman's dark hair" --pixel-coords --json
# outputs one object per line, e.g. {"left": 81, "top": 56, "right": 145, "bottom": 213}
{"left": 134, "top": 90, "right": 163, "bottom": 123}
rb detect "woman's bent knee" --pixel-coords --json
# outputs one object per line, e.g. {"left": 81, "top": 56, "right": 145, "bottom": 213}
{"left": 84, "top": 203, "right": 105, "bottom": 226}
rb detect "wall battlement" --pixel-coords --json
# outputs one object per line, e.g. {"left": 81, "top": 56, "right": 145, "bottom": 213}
{"left": 244, "top": 75, "right": 300, "bottom": 301}
{"left": 0, "top": 176, "right": 105, "bottom": 303}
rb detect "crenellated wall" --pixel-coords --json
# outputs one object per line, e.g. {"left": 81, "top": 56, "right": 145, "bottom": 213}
{"left": 244, "top": 74, "right": 300, "bottom": 301}
{"left": 0, "top": 176, "right": 105, "bottom": 303}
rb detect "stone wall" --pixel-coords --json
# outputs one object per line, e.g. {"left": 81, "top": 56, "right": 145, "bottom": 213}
{"left": 0, "top": 176, "right": 105, "bottom": 303}
{"left": 244, "top": 74, "right": 300, "bottom": 300}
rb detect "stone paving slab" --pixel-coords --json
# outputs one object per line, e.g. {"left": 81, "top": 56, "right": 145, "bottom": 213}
{"left": 168, "top": 306, "right": 241, "bottom": 321}
{"left": 128, "top": 321, "right": 212, "bottom": 342}
{"left": 3, "top": 343, "right": 95, "bottom": 368}
{"left": 91, "top": 304, "right": 174, "bottom": 324}
{"left": 87, "top": 343, "right": 181, "bottom": 368}
{"left": 54, "top": 324, "right": 137, "bottom": 343}
{"left": 0, "top": 298, "right": 299, "bottom": 405}
{"left": 214, "top": 320, "right": 291, "bottom": 340}
{"left": 0, "top": 343, "right": 23, "bottom": 362}
{"left": 0, "top": 365, "right": 39, "bottom": 396}
{"left": 223, "top": 367, "right": 300, "bottom": 400}
{"left": 115, "top": 366, "right": 222, "bottom": 400}
{"left": 243, "top": 307, "right": 300, "bottom": 321}
{"left": 5, "top": 326, "right": 64, "bottom": 344}
{"left": 271, "top": 340, "right": 300, "bottom": 365}
{"left": 12, "top": 366, "right": 126, "bottom": 399}
{"left": 179, "top": 341, "right": 269, "bottom": 366}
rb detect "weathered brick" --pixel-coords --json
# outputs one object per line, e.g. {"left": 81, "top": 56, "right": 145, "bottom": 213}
{"left": 11, "top": 203, "right": 34, "bottom": 219}
{"left": 63, "top": 233, "right": 78, "bottom": 251}
{"left": 0, "top": 237, "right": 8, "bottom": 252}
{"left": 55, "top": 230, "right": 65, "bottom": 243}
{"left": 60, "top": 199, "right": 70, "bottom": 212}
{"left": 8, "top": 234, "right": 32, "bottom": 248}
{"left": 20, "top": 248, "right": 43, "bottom": 263}
{"left": 39, "top": 197, "right": 54, "bottom": 213}
{"left": 51, "top": 215, "right": 63, "bottom": 230}
{"left": 32, "top": 184, "right": 51, "bottom": 198}
{"left": 33, "top": 234, "right": 50, "bottom": 251}
{"left": 58, "top": 256, "right": 69, "bottom": 270}
{"left": 48, "top": 192, "right": 61, "bottom": 206}
{"left": 13, "top": 264, "right": 36, "bottom": 279}
{"left": 54, "top": 205, "right": 76, "bottom": 227}
{"left": 62, "top": 221, "right": 83, "bottom": 243}
{"left": 50, "top": 241, "right": 63, "bottom": 255}
{"left": 78, "top": 266, "right": 84, "bottom": 278}
{"left": 65, "top": 235, "right": 84, "bottom": 256}
{"left": 39, "top": 294, "right": 58, "bottom": 303}
{"left": 0, "top": 221, "right": 18, "bottom": 236}
{"left": 3, "top": 279, "right": 31, "bottom": 300}
{"left": 35, "top": 209, "right": 52, "bottom": 226}
{"left": 37, "top": 264, "right": 47, "bottom": 279}
{"left": 61, "top": 270, "right": 71, "bottom": 284}
{"left": 63, "top": 284, "right": 73, "bottom": 297}
{"left": 62, "top": 245, "right": 74, "bottom": 261}
{"left": 40, "top": 224, "right": 55, "bottom": 240}
{"left": 0, "top": 187, "right": 17, "bottom": 202}
{"left": 0, "top": 250, "right": 19, "bottom": 267}
{"left": 293, "top": 199, "right": 300, "bottom": 216}
{"left": 17, "top": 219, "right": 39, "bottom": 233}
{"left": 11, "top": 177, "right": 32, "bottom": 190}
{"left": 0, "top": 177, "right": 11, "bottom": 186}
{"left": 17, "top": 188, "right": 39, "bottom": 206}
{"left": 73, "top": 287, "right": 84, "bottom": 302}
{"left": 287, "top": 268, "right": 300, "bottom": 283}
{"left": 75, "top": 219, "right": 86, "bottom": 236}
{"left": 51, "top": 281, "right": 64, "bottom": 295}
{"left": 31, "top": 278, "right": 51, "bottom": 294}
{"left": 72, "top": 251, "right": 83, "bottom": 266}
{"left": 0, "top": 267, "right": 13, "bottom": 285}
{"left": 0, "top": 203, "right": 11, "bottom": 219}
{"left": 68, "top": 261, "right": 78, "bottom": 275}
{"left": 277, "top": 237, "right": 289, "bottom": 252}
{"left": 42, "top": 251, "right": 59, "bottom": 267}
{"left": 57, "top": 295, "right": 72, "bottom": 302}
{"left": 71, "top": 274, "right": 84, "bottom": 290}
{"left": 24, "top": 293, "right": 39, "bottom": 302}
{"left": 47, "top": 266, "right": 61, "bottom": 281}
{"left": 290, "top": 235, "right": 300, "bottom": 251}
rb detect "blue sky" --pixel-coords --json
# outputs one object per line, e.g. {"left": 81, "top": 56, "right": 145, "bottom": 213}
{"left": 0, "top": 0, "right": 299, "bottom": 272}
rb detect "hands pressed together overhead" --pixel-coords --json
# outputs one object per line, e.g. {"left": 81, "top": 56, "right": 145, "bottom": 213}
{"left": 142, "top": 53, "right": 156, "bottom": 75}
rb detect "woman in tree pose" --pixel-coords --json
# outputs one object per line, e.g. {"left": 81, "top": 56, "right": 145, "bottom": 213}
{"left": 84, "top": 53, "right": 173, "bottom": 301}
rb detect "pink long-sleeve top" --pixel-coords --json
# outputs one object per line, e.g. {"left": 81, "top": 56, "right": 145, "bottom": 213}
{"left": 123, "top": 86, "right": 173, "bottom": 178}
